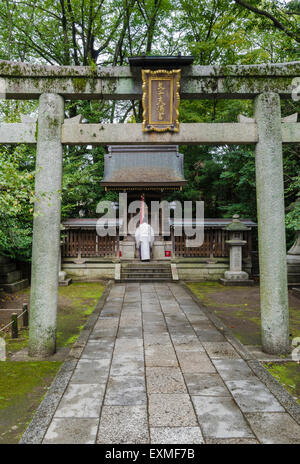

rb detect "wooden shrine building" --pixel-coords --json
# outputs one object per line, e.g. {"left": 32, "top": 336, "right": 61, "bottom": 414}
{"left": 61, "top": 144, "right": 256, "bottom": 281}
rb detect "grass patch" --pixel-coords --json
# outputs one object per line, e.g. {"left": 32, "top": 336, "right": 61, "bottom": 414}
{"left": 4, "top": 281, "right": 105, "bottom": 355}
{"left": 0, "top": 361, "right": 62, "bottom": 443}
{"left": 264, "top": 362, "right": 300, "bottom": 404}
{"left": 186, "top": 281, "right": 300, "bottom": 346}
{"left": 56, "top": 282, "right": 105, "bottom": 348}
{"left": 0, "top": 281, "right": 106, "bottom": 443}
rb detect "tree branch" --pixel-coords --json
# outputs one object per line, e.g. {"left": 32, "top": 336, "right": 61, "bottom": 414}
{"left": 234, "top": 0, "right": 300, "bottom": 43}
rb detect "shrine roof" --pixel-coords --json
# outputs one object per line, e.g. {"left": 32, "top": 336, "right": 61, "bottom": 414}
{"left": 62, "top": 218, "right": 257, "bottom": 229}
{"left": 101, "top": 145, "right": 186, "bottom": 189}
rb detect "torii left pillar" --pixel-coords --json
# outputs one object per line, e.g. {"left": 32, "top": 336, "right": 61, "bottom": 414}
{"left": 28, "top": 93, "right": 64, "bottom": 356}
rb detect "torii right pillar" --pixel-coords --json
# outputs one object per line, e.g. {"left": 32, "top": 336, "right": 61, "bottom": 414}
{"left": 254, "top": 92, "right": 290, "bottom": 354}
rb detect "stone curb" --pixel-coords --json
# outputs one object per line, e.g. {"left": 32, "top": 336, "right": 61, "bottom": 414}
{"left": 19, "top": 280, "right": 113, "bottom": 444}
{"left": 181, "top": 281, "right": 300, "bottom": 426}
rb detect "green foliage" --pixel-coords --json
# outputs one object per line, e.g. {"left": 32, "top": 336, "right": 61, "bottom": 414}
{"left": 0, "top": 0, "right": 299, "bottom": 260}
{"left": 0, "top": 145, "right": 35, "bottom": 260}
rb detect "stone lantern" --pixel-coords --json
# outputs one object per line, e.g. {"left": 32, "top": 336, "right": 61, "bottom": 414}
{"left": 220, "top": 215, "right": 254, "bottom": 285}
{"left": 287, "top": 229, "right": 300, "bottom": 284}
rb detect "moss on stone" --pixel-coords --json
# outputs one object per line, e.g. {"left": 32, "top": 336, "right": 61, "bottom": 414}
{"left": 73, "top": 77, "right": 88, "bottom": 93}
{"left": 264, "top": 362, "right": 300, "bottom": 404}
{"left": 0, "top": 361, "right": 62, "bottom": 443}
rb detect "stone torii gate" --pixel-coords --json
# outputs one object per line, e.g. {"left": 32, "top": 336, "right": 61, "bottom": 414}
{"left": 0, "top": 60, "right": 299, "bottom": 357}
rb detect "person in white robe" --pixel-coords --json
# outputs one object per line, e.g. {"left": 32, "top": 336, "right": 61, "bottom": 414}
{"left": 135, "top": 221, "right": 155, "bottom": 261}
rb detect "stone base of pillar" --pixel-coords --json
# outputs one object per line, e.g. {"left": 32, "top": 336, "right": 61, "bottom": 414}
{"left": 58, "top": 271, "right": 72, "bottom": 286}
{"left": 224, "top": 270, "right": 249, "bottom": 280}
{"left": 287, "top": 255, "right": 300, "bottom": 284}
{"left": 219, "top": 277, "right": 255, "bottom": 286}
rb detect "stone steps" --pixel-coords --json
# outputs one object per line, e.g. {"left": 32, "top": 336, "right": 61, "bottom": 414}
{"left": 120, "top": 263, "right": 172, "bottom": 282}
{"left": 1, "top": 279, "right": 29, "bottom": 293}
{"left": 0, "top": 262, "right": 17, "bottom": 274}
{"left": 0, "top": 270, "right": 22, "bottom": 284}
{"left": 0, "top": 256, "right": 29, "bottom": 293}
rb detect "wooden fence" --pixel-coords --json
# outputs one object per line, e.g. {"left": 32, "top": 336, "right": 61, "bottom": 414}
{"left": 62, "top": 227, "right": 252, "bottom": 259}
{"left": 62, "top": 229, "right": 116, "bottom": 258}
{"left": 174, "top": 229, "right": 252, "bottom": 258}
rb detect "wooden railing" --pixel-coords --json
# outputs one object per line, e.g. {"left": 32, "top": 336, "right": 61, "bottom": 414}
{"left": 62, "top": 227, "right": 252, "bottom": 259}
{"left": 62, "top": 229, "right": 117, "bottom": 258}
{"left": 174, "top": 229, "right": 251, "bottom": 258}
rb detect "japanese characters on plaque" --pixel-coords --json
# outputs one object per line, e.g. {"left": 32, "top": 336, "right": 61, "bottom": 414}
{"left": 142, "top": 69, "right": 181, "bottom": 132}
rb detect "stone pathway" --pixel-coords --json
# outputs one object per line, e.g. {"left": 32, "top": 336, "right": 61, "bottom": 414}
{"left": 31, "top": 283, "right": 300, "bottom": 444}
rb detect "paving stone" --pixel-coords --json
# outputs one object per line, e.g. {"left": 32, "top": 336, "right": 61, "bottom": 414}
{"left": 81, "top": 340, "right": 114, "bottom": 360}
{"left": 195, "top": 328, "right": 226, "bottom": 342}
{"left": 245, "top": 412, "right": 300, "bottom": 444}
{"left": 168, "top": 325, "right": 195, "bottom": 336}
{"left": 181, "top": 306, "right": 205, "bottom": 315}
{"left": 144, "top": 325, "right": 171, "bottom": 335}
{"left": 175, "top": 297, "right": 194, "bottom": 304}
{"left": 146, "top": 367, "right": 187, "bottom": 393}
{"left": 226, "top": 379, "right": 285, "bottom": 413}
{"left": 110, "top": 359, "right": 144, "bottom": 376}
{"left": 90, "top": 327, "right": 118, "bottom": 339}
{"left": 143, "top": 313, "right": 165, "bottom": 323}
{"left": 144, "top": 332, "right": 172, "bottom": 346}
{"left": 150, "top": 427, "right": 204, "bottom": 444}
{"left": 202, "top": 342, "right": 240, "bottom": 359}
{"left": 140, "top": 285, "right": 155, "bottom": 293}
{"left": 94, "top": 318, "right": 119, "bottom": 329}
{"left": 121, "top": 315, "right": 142, "bottom": 323}
{"left": 120, "top": 317, "right": 142, "bottom": 330}
{"left": 186, "top": 313, "right": 209, "bottom": 323}
{"left": 105, "top": 375, "right": 146, "bottom": 405}
{"left": 184, "top": 373, "right": 230, "bottom": 397}
{"left": 106, "top": 297, "right": 123, "bottom": 303}
{"left": 54, "top": 384, "right": 105, "bottom": 418}
{"left": 142, "top": 308, "right": 161, "bottom": 314}
{"left": 97, "top": 406, "right": 149, "bottom": 444}
{"left": 192, "top": 396, "right": 254, "bottom": 439}
{"left": 149, "top": 394, "right": 198, "bottom": 427}
{"left": 124, "top": 295, "right": 141, "bottom": 301}
{"left": 113, "top": 343, "right": 144, "bottom": 362}
{"left": 123, "top": 300, "right": 141, "bottom": 305}
{"left": 43, "top": 418, "right": 99, "bottom": 444}
{"left": 173, "top": 339, "right": 205, "bottom": 352}
{"left": 143, "top": 322, "right": 167, "bottom": 330}
{"left": 71, "top": 359, "right": 110, "bottom": 384}
{"left": 157, "top": 293, "right": 173, "bottom": 300}
{"left": 117, "top": 327, "right": 143, "bottom": 338}
{"left": 171, "top": 334, "right": 200, "bottom": 346}
{"left": 160, "top": 303, "right": 181, "bottom": 313}
{"left": 122, "top": 304, "right": 141, "bottom": 312}
{"left": 191, "top": 320, "right": 215, "bottom": 330}
{"left": 176, "top": 351, "right": 216, "bottom": 374}
{"left": 205, "top": 438, "right": 259, "bottom": 444}
{"left": 212, "top": 359, "right": 257, "bottom": 381}
{"left": 141, "top": 292, "right": 157, "bottom": 299}
{"left": 101, "top": 303, "right": 122, "bottom": 311}
{"left": 145, "top": 344, "right": 178, "bottom": 367}
{"left": 165, "top": 315, "right": 189, "bottom": 324}
{"left": 114, "top": 337, "right": 143, "bottom": 352}
{"left": 99, "top": 309, "right": 122, "bottom": 318}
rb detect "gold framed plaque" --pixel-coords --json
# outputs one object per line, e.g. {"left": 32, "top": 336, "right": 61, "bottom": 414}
{"left": 142, "top": 69, "right": 181, "bottom": 132}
